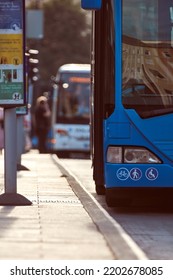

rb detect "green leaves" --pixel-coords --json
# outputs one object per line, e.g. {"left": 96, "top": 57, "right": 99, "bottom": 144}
{"left": 27, "top": 0, "right": 90, "bottom": 88}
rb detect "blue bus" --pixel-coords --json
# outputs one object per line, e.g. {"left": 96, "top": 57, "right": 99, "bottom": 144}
{"left": 81, "top": 0, "right": 173, "bottom": 206}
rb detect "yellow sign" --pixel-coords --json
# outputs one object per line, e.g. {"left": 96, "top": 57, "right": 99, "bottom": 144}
{"left": 0, "top": 34, "right": 23, "bottom": 65}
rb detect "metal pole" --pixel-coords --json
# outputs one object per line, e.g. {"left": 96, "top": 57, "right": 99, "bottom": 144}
{"left": 0, "top": 107, "right": 32, "bottom": 205}
{"left": 4, "top": 108, "right": 17, "bottom": 193}
{"left": 17, "top": 115, "right": 23, "bottom": 165}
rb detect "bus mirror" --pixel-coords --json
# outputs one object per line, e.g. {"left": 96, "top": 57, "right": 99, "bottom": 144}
{"left": 81, "top": 0, "right": 102, "bottom": 10}
{"left": 50, "top": 75, "right": 57, "bottom": 84}
{"left": 50, "top": 75, "right": 60, "bottom": 86}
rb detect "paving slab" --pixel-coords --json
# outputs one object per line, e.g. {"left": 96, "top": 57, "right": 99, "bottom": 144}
{"left": 0, "top": 151, "right": 114, "bottom": 260}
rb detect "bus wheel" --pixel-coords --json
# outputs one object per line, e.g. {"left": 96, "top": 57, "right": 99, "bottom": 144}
{"left": 96, "top": 184, "right": 105, "bottom": 195}
{"left": 56, "top": 151, "right": 70, "bottom": 158}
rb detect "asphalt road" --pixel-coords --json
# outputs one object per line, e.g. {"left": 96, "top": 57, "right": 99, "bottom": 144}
{"left": 59, "top": 156, "right": 173, "bottom": 260}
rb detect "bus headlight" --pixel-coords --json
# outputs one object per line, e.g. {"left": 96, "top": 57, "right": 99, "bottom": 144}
{"left": 124, "top": 147, "right": 161, "bottom": 163}
{"left": 107, "top": 146, "right": 161, "bottom": 163}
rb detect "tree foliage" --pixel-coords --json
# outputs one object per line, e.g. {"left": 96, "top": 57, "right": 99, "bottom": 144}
{"left": 27, "top": 0, "right": 91, "bottom": 88}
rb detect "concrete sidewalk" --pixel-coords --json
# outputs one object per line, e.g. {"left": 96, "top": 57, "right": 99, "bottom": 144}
{"left": 0, "top": 151, "right": 114, "bottom": 260}
{"left": 0, "top": 150, "right": 147, "bottom": 260}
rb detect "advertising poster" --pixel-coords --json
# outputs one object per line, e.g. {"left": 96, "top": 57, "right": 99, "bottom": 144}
{"left": 0, "top": 0, "right": 25, "bottom": 106}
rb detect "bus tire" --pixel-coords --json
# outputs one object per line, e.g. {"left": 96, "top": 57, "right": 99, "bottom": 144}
{"left": 56, "top": 151, "right": 70, "bottom": 158}
{"left": 96, "top": 184, "right": 105, "bottom": 195}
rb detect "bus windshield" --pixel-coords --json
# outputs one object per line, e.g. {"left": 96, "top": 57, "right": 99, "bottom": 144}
{"left": 56, "top": 72, "right": 90, "bottom": 124}
{"left": 122, "top": 0, "right": 173, "bottom": 118}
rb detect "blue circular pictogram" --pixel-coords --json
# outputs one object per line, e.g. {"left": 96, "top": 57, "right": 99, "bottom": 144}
{"left": 130, "top": 168, "right": 142, "bottom": 181}
{"left": 116, "top": 168, "right": 130, "bottom": 181}
{"left": 145, "top": 167, "right": 158, "bottom": 180}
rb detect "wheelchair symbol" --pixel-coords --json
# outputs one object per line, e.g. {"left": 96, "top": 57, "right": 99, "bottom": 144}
{"left": 145, "top": 168, "right": 158, "bottom": 180}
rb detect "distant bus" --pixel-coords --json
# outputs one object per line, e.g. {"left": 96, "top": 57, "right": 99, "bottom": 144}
{"left": 47, "top": 64, "right": 91, "bottom": 156}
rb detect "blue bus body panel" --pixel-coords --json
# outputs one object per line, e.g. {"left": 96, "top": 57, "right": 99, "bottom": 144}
{"left": 126, "top": 110, "right": 173, "bottom": 161}
{"left": 103, "top": 0, "right": 173, "bottom": 189}
{"left": 81, "top": 0, "right": 102, "bottom": 10}
{"left": 105, "top": 163, "right": 173, "bottom": 188}
{"left": 104, "top": 109, "right": 173, "bottom": 188}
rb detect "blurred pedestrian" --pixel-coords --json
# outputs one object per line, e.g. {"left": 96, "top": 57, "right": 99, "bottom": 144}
{"left": 33, "top": 96, "right": 51, "bottom": 153}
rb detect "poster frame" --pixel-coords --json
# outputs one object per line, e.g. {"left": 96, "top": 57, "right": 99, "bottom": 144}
{"left": 0, "top": 0, "right": 26, "bottom": 108}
